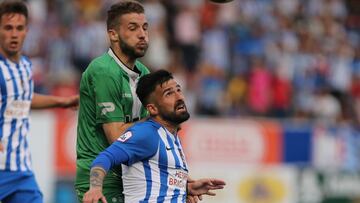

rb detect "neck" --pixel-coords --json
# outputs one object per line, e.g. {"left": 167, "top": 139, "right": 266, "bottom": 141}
{"left": 110, "top": 45, "right": 136, "bottom": 70}
{"left": 153, "top": 117, "right": 179, "bottom": 135}
{"left": 0, "top": 49, "right": 20, "bottom": 63}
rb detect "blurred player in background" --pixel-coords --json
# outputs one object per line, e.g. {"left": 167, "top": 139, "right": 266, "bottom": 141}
{"left": 75, "top": 1, "right": 150, "bottom": 202}
{"left": 83, "top": 70, "right": 225, "bottom": 203}
{"left": 0, "top": 1, "right": 79, "bottom": 203}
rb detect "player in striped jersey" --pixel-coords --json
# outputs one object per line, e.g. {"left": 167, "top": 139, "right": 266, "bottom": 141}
{"left": 0, "top": 1, "right": 79, "bottom": 203}
{"left": 83, "top": 70, "right": 225, "bottom": 203}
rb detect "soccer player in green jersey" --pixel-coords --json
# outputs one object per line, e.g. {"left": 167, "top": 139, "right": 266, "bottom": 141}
{"left": 75, "top": 1, "right": 150, "bottom": 202}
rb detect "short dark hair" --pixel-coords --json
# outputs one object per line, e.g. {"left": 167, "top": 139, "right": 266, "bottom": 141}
{"left": 0, "top": 1, "right": 28, "bottom": 23}
{"left": 136, "top": 70, "right": 174, "bottom": 106}
{"left": 107, "top": 0, "right": 144, "bottom": 30}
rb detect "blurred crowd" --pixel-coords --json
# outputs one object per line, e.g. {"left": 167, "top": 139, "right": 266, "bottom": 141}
{"left": 23, "top": 0, "right": 360, "bottom": 124}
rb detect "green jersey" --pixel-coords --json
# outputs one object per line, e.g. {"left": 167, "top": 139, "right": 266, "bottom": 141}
{"left": 75, "top": 49, "right": 150, "bottom": 202}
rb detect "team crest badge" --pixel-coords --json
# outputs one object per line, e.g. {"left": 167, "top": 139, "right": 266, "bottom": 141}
{"left": 118, "top": 131, "right": 132, "bottom": 142}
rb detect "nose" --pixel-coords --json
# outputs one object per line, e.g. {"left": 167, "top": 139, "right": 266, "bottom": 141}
{"left": 176, "top": 91, "right": 185, "bottom": 101}
{"left": 138, "top": 28, "right": 147, "bottom": 39}
{"left": 10, "top": 29, "right": 19, "bottom": 38}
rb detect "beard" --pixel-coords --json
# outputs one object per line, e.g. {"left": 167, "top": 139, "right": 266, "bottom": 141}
{"left": 118, "top": 35, "right": 148, "bottom": 59}
{"left": 159, "top": 101, "right": 190, "bottom": 125}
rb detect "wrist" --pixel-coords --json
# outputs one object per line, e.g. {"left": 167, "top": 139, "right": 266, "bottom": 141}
{"left": 89, "top": 167, "right": 106, "bottom": 189}
{"left": 187, "top": 181, "right": 194, "bottom": 196}
{"left": 89, "top": 184, "right": 103, "bottom": 190}
{"left": 56, "top": 97, "right": 67, "bottom": 108}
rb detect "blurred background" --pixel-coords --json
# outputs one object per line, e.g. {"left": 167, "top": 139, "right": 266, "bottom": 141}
{"left": 22, "top": 0, "right": 360, "bottom": 202}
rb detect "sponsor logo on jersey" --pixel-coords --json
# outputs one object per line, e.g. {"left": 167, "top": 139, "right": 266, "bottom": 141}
{"left": 5, "top": 100, "right": 31, "bottom": 119}
{"left": 98, "top": 102, "right": 115, "bottom": 115}
{"left": 118, "top": 131, "right": 133, "bottom": 142}
{"left": 169, "top": 170, "right": 188, "bottom": 189}
{"left": 122, "top": 93, "right": 132, "bottom": 98}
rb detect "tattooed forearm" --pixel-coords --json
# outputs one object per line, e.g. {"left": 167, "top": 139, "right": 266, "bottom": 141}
{"left": 89, "top": 167, "right": 106, "bottom": 189}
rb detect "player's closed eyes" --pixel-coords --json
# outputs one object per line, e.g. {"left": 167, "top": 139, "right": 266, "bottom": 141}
{"left": 128, "top": 23, "right": 148, "bottom": 32}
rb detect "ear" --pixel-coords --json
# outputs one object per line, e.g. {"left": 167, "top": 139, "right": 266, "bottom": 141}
{"left": 108, "top": 29, "right": 119, "bottom": 42}
{"left": 146, "top": 104, "right": 158, "bottom": 116}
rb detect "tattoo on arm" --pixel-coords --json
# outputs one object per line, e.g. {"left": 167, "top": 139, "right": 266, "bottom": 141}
{"left": 90, "top": 167, "right": 106, "bottom": 189}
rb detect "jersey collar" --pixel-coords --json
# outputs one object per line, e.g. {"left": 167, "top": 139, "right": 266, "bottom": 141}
{"left": 148, "top": 118, "right": 178, "bottom": 137}
{"left": 107, "top": 48, "right": 139, "bottom": 80}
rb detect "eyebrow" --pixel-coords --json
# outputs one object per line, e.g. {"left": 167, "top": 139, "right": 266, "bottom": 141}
{"left": 128, "top": 22, "right": 148, "bottom": 26}
{"left": 162, "top": 84, "right": 181, "bottom": 95}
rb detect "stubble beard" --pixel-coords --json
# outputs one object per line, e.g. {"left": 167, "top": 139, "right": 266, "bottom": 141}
{"left": 160, "top": 108, "right": 190, "bottom": 125}
{"left": 118, "top": 36, "right": 147, "bottom": 59}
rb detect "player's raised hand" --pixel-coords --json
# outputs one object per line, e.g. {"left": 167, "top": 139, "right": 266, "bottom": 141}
{"left": 83, "top": 188, "right": 107, "bottom": 203}
{"left": 187, "top": 178, "right": 226, "bottom": 196}
{"left": 60, "top": 95, "right": 79, "bottom": 109}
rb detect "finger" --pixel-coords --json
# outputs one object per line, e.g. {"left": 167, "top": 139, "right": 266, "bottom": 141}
{"left": 85, "top": 197, "right": 97, "bottom": 203}
{"left": 206, "top": 191, "right": 216, "bottom": 196}
{"left": 198, "top": 195, "right": 203, "bottom": 201}
{"left": 210, "top": 179, "right": 226, "bottom": 186}
{"left": 188, "top": 196, "right": 197, "bottom": 203}
{"left": 207, "top": 185, "right": 225, "bottom": 190}
{"left": 82, "top": 194, "right": 88, "bottom": 203}
{"left": 193, "top": 195, "right": 200, "bottom": 202}
{"left": 101, "top": 196, "right": 108, "bottom": 203}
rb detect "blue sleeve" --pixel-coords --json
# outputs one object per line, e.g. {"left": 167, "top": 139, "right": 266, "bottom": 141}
{"left": 91, "top": 123, "right": 159, "bottom": 171}
{"left": 91, "top": 144, "right": 130, "bottom": 172}
{"left": 116, "top": 125, "right": 159, "bottom": 165}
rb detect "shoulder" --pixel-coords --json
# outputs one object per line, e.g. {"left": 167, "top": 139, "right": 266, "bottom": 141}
{"left": 131, "top": 120, "right": 160, "bottom": 135}
{"left": 135, "top": 60, "right": 150, "bottom": 75}
{"left": 122, "top": 120, "right": 161, "bottom": 142}
{"left": 21, "top": 56, "right": 32, "bottom": 65}
{"left": 85, "top": 53, "right": 119, "bottom": 77}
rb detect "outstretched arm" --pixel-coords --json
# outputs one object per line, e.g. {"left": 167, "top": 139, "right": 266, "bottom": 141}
{"left": 31, "top": 93, "right": 79, "bottom": 109}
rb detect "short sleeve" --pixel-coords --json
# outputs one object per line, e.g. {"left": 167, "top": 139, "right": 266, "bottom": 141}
{"left": 115, "top": 126, "right": 159, "bottom": 165}
{"left": 92, "top": 72, "right": 125, "bottom": 123}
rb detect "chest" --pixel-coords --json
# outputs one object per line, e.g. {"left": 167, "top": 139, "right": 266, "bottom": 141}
{"left": 118, "top": 76, "right": 143, "bottom": 122}
{"left": 150, "top": 132, "right": 189, "bottom": 190}
{"left": 0, "top": 61, "right": 33, "bottom": 100}
{"left": 152, "top": 130, "right": 188, "bottom": 172}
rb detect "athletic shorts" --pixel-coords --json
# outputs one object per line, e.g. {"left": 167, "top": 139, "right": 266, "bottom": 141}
{"left": 0, "top": 171, "right": 43, "bottom": 203}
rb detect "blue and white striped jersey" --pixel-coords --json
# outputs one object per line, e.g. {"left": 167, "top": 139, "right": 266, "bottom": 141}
{"left": 0, "top": 55, "right": 33, "bottom": 172}
{"left": 104, "top": 119, "right": 189, "bottom": 203}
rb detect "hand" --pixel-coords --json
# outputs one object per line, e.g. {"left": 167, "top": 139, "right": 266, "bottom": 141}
{"left": 60, "top": 95, "right": 79, "bottom": 109}
{"left": 0, "top": 142, "right": 3, "bottom": 152}
{"left": 83, "top": 187, "right": 107, "bottom": 203}
{"left": 188, "top": 178, "right": 226, "bottom": 197}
